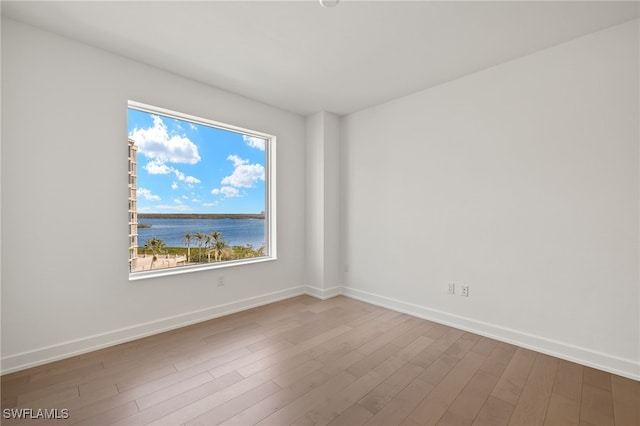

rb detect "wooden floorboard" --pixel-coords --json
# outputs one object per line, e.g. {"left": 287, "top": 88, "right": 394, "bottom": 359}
{"left": 2, "top": 295, "right": 638, "bottom": 425}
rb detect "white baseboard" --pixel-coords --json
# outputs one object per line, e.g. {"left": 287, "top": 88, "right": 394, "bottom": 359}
{"left": 304, "top": 285, "right": 342, "bottom": 300}
{"left": 0, "top": 285, "right": 306, "bottom": 375}
{"left": 4, "top": 284, "right": 638, "bottom": 381}
{"left": 341, "top": 286, "right": 640, "bottom": 381}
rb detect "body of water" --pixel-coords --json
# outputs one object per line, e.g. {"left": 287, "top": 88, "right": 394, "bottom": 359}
{"left": 137, "top": 218, "right": 265, "bottom": 248}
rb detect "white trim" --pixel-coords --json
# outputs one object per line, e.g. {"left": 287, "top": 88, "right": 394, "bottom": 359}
{"left": 129, "top": 256, "right": 276, "bottom": 281}
{"left": 304, "top": 285, "right": 342, "bottom": 300}
{"left": 0, "top": 286, "right": 304, "bottom": 375}
{"left": 128, "top": 100, "right": 273, "bottom": 141}
{"left": 3, "top": 285, "right": 638, "bottom": 381}
{"left": 127, "top": 100, "right": 276, "bottom": 281}
{"left": 341, "top": 286, "right": 640, "bottom": 381}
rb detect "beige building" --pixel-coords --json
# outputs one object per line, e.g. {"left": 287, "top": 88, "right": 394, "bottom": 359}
{"left": 128, "top": 138, "right": 138, "bottom": 272}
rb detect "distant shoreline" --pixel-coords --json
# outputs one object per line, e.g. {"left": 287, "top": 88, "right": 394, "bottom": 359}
{"left": 138, "top": 213, "right": 265, "bottom": 220}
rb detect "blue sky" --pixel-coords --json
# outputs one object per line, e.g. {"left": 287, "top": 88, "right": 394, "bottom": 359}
{"left": 128, "top": 108, "right": 266, "bottom": 214}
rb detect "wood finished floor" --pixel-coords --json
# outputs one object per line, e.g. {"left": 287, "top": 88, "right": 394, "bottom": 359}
{"left": 1, "top": 295, "right": 638, "bottom": 426}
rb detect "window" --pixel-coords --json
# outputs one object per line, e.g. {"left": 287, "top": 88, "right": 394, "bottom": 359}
{"left": 128, "top": 101, "right": 275, "bottom": 279}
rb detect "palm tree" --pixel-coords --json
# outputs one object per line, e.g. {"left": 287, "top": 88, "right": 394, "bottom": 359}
{"left": 205, "top": 234, "right": 213, "bottom": 262}
{"left": 144, "top": 237, "right": 166, "bottom": 269}
{"left": 183, "top": 233, "right": 193, "bottom": 262}
{"left": 195, "top": 232, "right": 205, "bottom": 262}
{"left": 209, "top": 231, "right": 228, "bottom": 262}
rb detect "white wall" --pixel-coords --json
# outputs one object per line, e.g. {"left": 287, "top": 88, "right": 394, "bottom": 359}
{"left": 2, "top": 15, "right": 639, "bottom": 380}
{"left": 305, "top": 112, "right": 342, "bottom": 298}
{"left": 341, "top": 20, "right": 639, "bottom": 378}
{"left": 1, "top": 18, "right": 306, "bottom": 372}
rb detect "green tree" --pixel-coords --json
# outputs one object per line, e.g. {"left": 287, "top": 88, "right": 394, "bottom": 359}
{"left": 205, "top": 234, "right": 213, "bottom": 262}
{"left": 195, "top": 232, "right": 205, "bottom": 262}
{"left": 183, "top": 233, "right": 193, "bottom": 262}
{"left": 144, "top": 237, "right": 166, "bottom": 268}
{"left": 209, "top": 231, "right": 229, "bottom": 262}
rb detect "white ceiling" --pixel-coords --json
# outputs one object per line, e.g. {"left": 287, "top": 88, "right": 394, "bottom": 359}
{"left": 2, "top": 1, "right": 638, "bottom": 116}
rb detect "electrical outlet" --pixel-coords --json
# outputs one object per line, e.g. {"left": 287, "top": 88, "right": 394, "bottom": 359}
{"left": 217, "top": 276, "right": 225, "bottom": 286}
{"left": 460, "top": 285, "right": 469, "bottom": 297}
{"left": 447, "top": 283, "right": 455, "bottom": 294}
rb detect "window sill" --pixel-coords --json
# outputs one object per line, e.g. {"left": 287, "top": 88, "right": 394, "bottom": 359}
{"left": 129, "top": 256, "right": 276, "bottom": 281}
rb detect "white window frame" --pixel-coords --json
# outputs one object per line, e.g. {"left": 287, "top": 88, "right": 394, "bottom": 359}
{"left": 128, "top": 100, "right": 276, "bottom": 281}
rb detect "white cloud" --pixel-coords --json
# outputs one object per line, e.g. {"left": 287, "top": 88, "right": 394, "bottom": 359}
{"left": 221, "top": 155, "right": 265, "bottom": 188}
{"left": 227, "top": 155, "right": 247, "bottom": 167}
{"left": 130, "top": 115, "right": 201, "bottom": 164}
{"left": 203, "top": 202, "right": 217, "bottom": 207}
{"left": 189, "top": 123, "right": 198, "bottom": 131}
{"left": 243, "top": 135, "right": 266, "bottom": 151}
{"left": 172, "top": 169, "right": 201, "bottom": 184}
{"left": 220, "top": 186, "right": 240, "bottom": 198}
{"left": 144, "top": 160, "right": 173, "bottom": 175}
{"left": 211, "top": 155, "right": 263, "bottom": 198}
{"left": 183, "top": 175, "right": 201, "bottom": 184}
{"left": 174, "top": 198, "right": 183, "bottom": 204}
{"left": 211, "top": 186, "right": 241, "bottom": 198}
{"left": 144, "top": 160, "right": 200, "bottom": 184}
{"left": 172, "top": 169, "right": 184, "bottom": 179}
{"left": 137, "top": 187, "right": 161, "bottom": 201}
{"left": 192, "top": 198, "right": 202, "bottom": 202}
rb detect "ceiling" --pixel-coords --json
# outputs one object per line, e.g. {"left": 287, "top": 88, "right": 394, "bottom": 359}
{"left": 2, "top": 1, "right": 638, "bottom": 116}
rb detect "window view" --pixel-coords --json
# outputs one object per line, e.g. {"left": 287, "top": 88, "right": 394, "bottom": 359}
{"left": 128, "top": 102, "right": 273, "bottom": 276}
